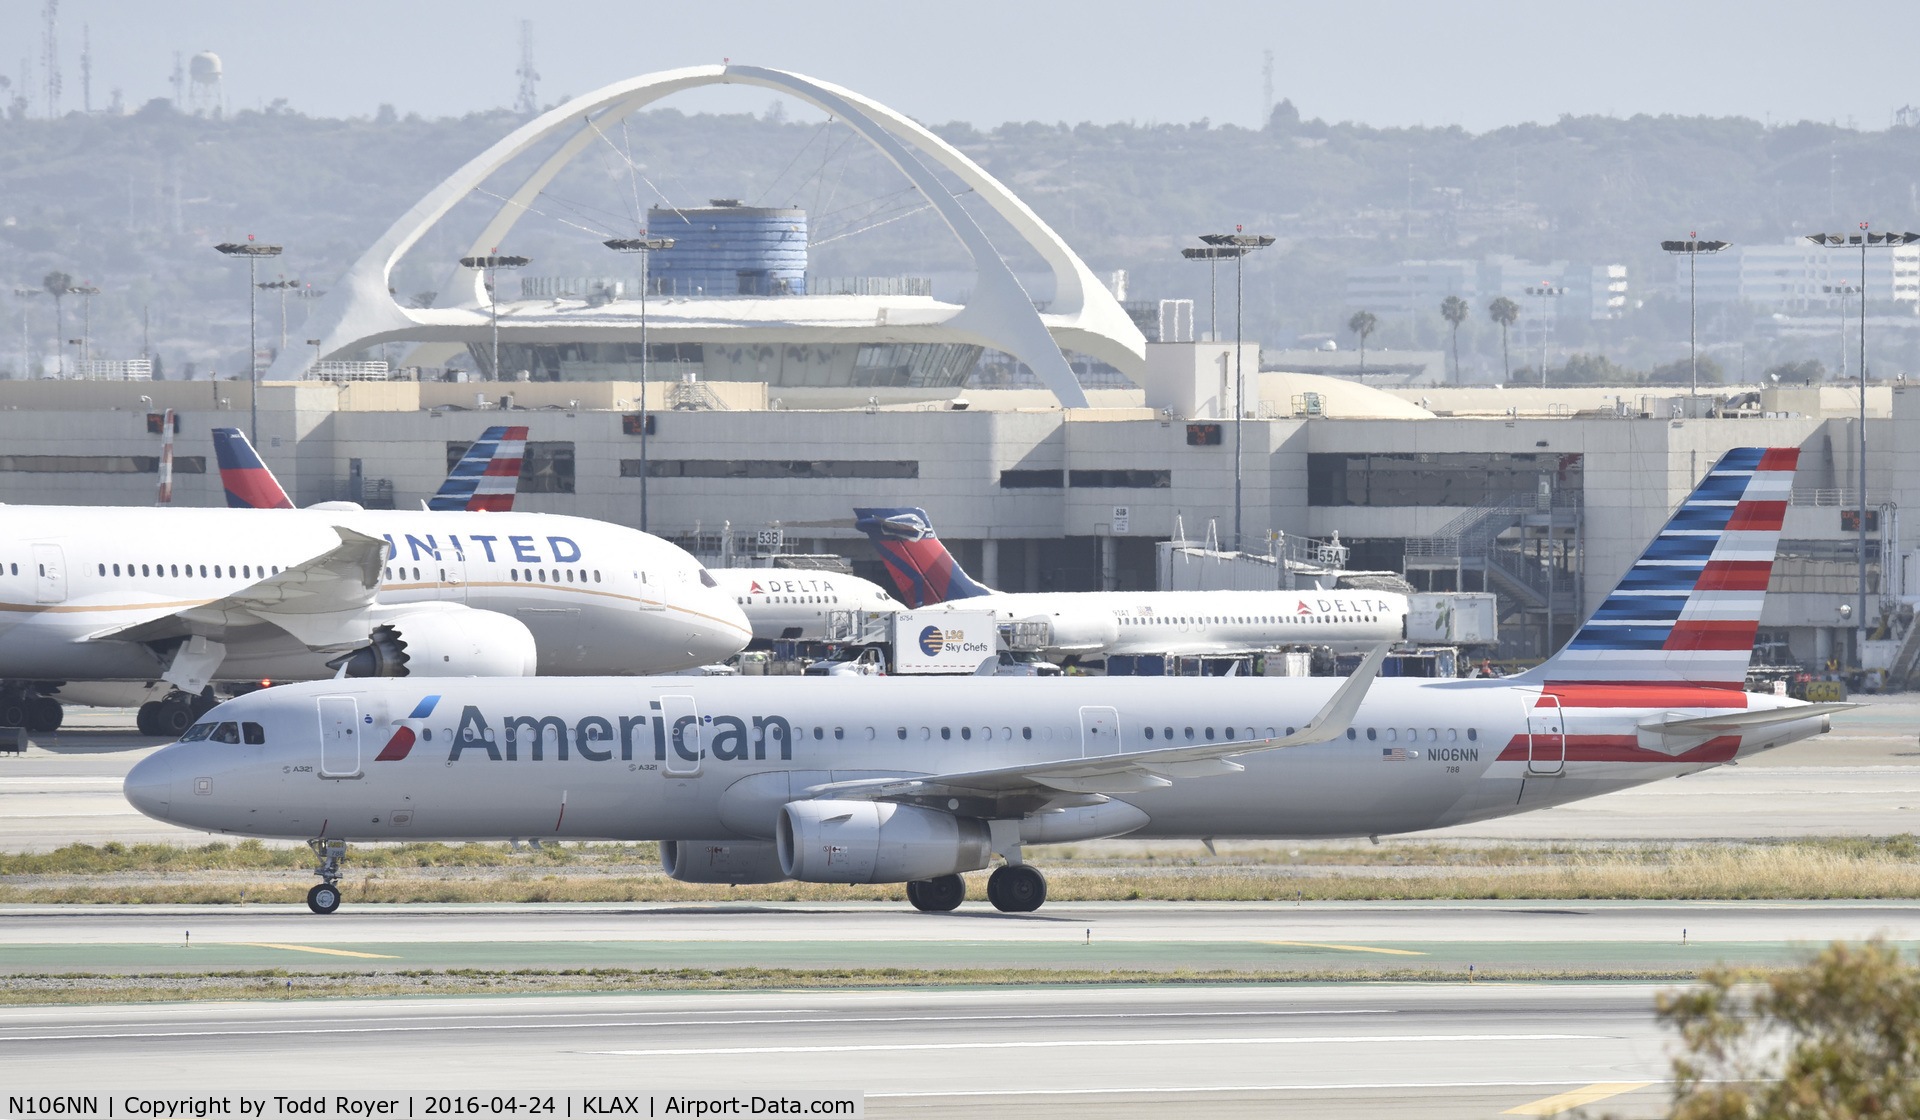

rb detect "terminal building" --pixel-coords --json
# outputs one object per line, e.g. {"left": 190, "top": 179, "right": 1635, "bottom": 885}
{"left": 10, "top": 65, "right": 1913, "bottom": 679}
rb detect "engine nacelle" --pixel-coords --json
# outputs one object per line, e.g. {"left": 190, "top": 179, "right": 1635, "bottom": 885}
{"left": 660, "top": 840, "right": 789, "bottom": 885}
{"left": 1037, "top": 609, "right": 1119, "bottom": 653}
{"left": 778, "top": 800, "right": 990, "bottom": 884}
{"left": 329, "top": 606, "right": 538, "bottom": 678}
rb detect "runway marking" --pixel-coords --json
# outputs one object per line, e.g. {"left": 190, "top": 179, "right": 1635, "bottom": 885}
{"left": 1263, "top": 940, "right": 1428, "bottom": 956}
{"left": 1504, "top": 1081, "right": 1653, "bottom": 1115}
{"left": 0, "top": 1008, "right": 1398, "bottom": 1043}
{"left": 588, "top": 1033, "right": 1597, "bottom": 1057}
{"left": 229, "top": 943, "right": 400, "bottom": 959}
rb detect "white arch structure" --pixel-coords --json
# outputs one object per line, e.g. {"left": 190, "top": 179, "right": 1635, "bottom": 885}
{"left": 268, "top": 64, "right": 1147, "bottom": 407}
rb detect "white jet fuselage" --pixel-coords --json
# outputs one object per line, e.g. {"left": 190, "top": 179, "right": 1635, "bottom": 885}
{"left": 912, "top": 589, "right": 1407, "bottom": 655}
{"left": 125, "top": 673, "right": 1829, "bottom": 845}
{"left": 708, "top": 569, "right": 898, "bottom": 642}
{"left": 0, "top": 505, "right": 749, "bottom": 681}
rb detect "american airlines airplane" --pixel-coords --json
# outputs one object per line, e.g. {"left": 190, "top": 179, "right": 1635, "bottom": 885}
{"left": 126, "top": 448, "right": 1847, "bottom": 915}
{"left": 0, "top": 431, "right": 750, "bottom": 735}
{"left": 854, "top": 507, "right": 1406, "bottom": 657}
{"left": 707, "top": 568, "right": 899, "bottom": 642}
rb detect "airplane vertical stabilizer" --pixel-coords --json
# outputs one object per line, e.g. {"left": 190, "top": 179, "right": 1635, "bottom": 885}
{"left": 430, "top": 426, "right": 527, "bottom": 512}
{"left": 1529, "top": 446, "right": 1798, "bottom": 687}
{"left": 211, "top": 428, "right": 294, "bottom": 509}
{"left": 854, "top": 506, "right": 992, "bottom": 608}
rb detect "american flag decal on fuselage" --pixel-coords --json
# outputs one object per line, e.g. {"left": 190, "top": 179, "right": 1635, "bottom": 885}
{"left": 1538, "top": 446, "right": 1797, "bottom": 687}
{"left": 430, "top": 426, "right": 528, "bottom": 512}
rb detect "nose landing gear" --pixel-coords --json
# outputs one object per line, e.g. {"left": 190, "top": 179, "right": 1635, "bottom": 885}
{"left": 305, "top": 838, "right": 346, "bottom": 914}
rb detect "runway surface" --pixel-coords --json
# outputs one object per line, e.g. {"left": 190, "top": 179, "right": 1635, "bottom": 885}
{"left": 0, "top": 983, "right": 1679, "bottom": 1118}
{"left": 4, "top": 899, "right": 1911, "bottom": 975}
{"left": 5, "top": 696, "right": 1917, "bottom": 851}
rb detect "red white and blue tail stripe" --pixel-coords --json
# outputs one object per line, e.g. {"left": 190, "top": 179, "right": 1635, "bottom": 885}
{"left": 211, "top": 427, "right": 294, "bottom": 509}
{"left": 1533, "top": 446, "right": 1797, "bottom": 687}
{"left": 430, "top": 426, "right": 527, "bottom": 512}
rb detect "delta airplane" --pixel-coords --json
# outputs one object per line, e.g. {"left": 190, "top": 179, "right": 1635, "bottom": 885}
{"left": 708, "top": 568, "right": 899, "bottom": 642}
{"left": 855, "top": 507, "right": 1406, "bottom": 658}
{"left": 126, "top": 447, "right": 1848, "bottom": 916}
{"left": 0, "top": 427, "right": 749, "bottom": 735}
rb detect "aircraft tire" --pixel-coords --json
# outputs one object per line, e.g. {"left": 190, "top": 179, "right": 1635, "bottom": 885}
{"left": 136, "top": 702, "right": 162, "bottom": 736}
{"left": 25, "top": 698, "right": 62, "bottom": 733}
{"left": 0, "top": 698, "right": 28, "bottom": 728}
{"left": 307, "top": 883, "right": 342, "bottom": 915}
{"left": 987, "top": 865, "right": 1046, "bottom": 913}
{"left": 907, "top": 874, "right": 965, "bottom": 913}
{"left": 155, "top": 701, "right": 196, "bottom": 737}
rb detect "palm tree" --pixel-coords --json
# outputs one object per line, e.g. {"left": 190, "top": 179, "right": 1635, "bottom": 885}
{"left": 42, "top": 271, "right": 71, "bottom": 377}
{"left": 1487, "top": 297, "right": 1520, "bottom": 381}
{"left": 1347, "top": 309, "right": 1377, "bottom": 370}
{"left": 1440, "top": 295, "right": 1468, "bottom": 381}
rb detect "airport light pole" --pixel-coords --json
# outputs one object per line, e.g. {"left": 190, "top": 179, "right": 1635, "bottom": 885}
{"left": 1197, "top": 230, "right": 1276, "bottom": 553}
{"left": 214, "top": 236, "right": 283, "bottom": 444}
{"left": 70, "top": 285, "right": 100, "bottom": 365}
{"left": 459, "top": 252, "right": 530, "bottom": 385}
{"left": 1802, "top": 226, "right": 1920, "bottom": 666}
{"left": 11, "top": 288, "right": 39, "bottom": 379}
{"left": 1181, "top": 245, "right": 1237, "bottom": 342}
{"left": 1660, "top": 237, "right": 1730, "bottom": 397}
{"left": 257, "top": 278, "right": 300, "bottom": 358}
{"left": 1523, "top": 284, "right": 1564, "bottom": 388}
{"left": 605, "top": 235, "right": 675, "bottom": 533}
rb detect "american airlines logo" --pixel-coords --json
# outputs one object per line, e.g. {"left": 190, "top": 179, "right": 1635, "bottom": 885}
{"left": 437, "top": 705, "right": 797, "bottom": 765}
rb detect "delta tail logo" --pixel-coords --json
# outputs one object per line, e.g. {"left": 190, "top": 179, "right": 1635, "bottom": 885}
{"left": 374, "top": 696, "right": 442, "bottom": 761}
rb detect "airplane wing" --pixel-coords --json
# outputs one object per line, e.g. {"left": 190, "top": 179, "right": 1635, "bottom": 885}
{"left": 85, "top": 526, "right": 388, "bottom": 650}
{"left": 802, "top": 644, "right": 1390, "bottom": 815}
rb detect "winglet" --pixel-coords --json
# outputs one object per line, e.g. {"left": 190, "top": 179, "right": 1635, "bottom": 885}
{"left": 1263, "top": 642, "right": 1392, "bottom": 749}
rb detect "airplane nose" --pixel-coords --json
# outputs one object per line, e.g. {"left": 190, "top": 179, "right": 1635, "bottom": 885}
{"left": 124, "top": 752, "right": 173, "bottom": 820}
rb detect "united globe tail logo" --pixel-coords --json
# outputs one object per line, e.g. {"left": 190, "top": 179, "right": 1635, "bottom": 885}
{"left": 918, "top": 625, "right": 947, "bottom": 657}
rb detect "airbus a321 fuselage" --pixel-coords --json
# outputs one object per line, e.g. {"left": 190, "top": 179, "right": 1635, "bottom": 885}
{"left": 127, "top": 448, "right": 1845, "bottom": 915}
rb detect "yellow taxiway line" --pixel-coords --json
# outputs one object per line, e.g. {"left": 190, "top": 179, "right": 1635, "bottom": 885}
{"left": 1262, "top": 941, "right": 1427, "bottom": 956}
{"left": 1504, "top": 1082, "right": 1653, "bottom": 1115}
{"left": 229, "top": 942, "right": 399, "bottom": 959}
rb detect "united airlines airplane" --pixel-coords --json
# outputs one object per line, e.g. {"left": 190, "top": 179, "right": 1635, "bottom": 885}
{"left": 854, "top": 507, "right": 1406, "bottom": 657}
{"left": 0, "top": 432, "right": 749, "bottom": 733}
{"left": 126, "top": 448, "right": 1846, "bottom": 915}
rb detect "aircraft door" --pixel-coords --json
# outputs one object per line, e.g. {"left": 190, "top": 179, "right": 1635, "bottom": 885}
{"left": 633, "top": 569, "right": 665, "bottom": 611}
{"left": 32, "top": 544, "right": 65, "bottom": 603}
{"left": 1527, "top": 693, "right": 1565, "bottom": 776}
{"left": 317, "top": 695, "right": 363, "bottom": 779}
{"left": 438, "top": 548, "right": 467, "bottom": 603}
{"left": 1079, "top": 706, "right": 1121, "bottom": 758}
{"left": 659, "top": 694, "right": 703, "bottom": 776}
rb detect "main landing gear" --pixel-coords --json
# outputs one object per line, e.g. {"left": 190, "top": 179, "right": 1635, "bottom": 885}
{"left": 306, "top": 838, "right": 346, "bottom": 914}
{"left": 906, "top": 874, "right": 966, "bottom": 912}
{"left": 0, "top": 688, "right": 63, "bottom": 733}
{"left": 986, "top": 865, "right": 1047, "bottom": 913}
{"left": 137, "top": 688, "right": 216, "bottom": 737}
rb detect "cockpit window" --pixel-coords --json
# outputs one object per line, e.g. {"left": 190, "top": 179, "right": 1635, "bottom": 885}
{"left": 243, "top": 722, "right": 265, "bottom": 744}
{"left": 210, "top": 722, "right": 241, "bottom": 744}
{"left": 698, "top": 568, "right": 717, "bottom": 588}
{"left": 180, "top": 722, "right": 216, "bottom": 741}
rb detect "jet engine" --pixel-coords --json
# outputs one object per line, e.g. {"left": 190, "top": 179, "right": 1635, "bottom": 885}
{"left": 326, "top": 606, "right": 538, "bottom": 678}
{"left": 660, "top": 840, "right": 789, "bottom": 885}
{"left": 1035, "top": 609, "right": 1119, "bottom": 653}
{"left": 777, "top": 800, "right": 990, "bottom": 884}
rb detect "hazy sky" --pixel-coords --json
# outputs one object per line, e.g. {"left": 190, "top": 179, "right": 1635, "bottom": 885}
{"left": 5, "top": 0, "right": 1920, "bottom": 132}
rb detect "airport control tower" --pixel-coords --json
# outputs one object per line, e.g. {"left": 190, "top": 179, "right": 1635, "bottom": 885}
{"left": 645, "top": 200, "right": 808, "bottom": 297}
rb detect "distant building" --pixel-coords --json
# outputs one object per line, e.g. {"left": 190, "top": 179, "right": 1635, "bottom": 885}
{"left": 1674, "top": 238, "right": 1920, "bottom": 310}
{"left": 1344, "top": 256, "right": 1629, "bottom": 323}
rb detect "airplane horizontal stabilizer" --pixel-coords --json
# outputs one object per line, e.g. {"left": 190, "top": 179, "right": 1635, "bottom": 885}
{"left": 1638, "top": 702, "right": 1858, "bottom": 735}
{"left": 804, "top": 644, "right": 1390, "bottom": 809}
{"left": 84, "top": 527, "right": 388, "bottom": 650}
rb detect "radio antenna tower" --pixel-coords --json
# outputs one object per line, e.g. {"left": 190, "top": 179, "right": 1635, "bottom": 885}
{"left": 42, "top": 0, "right": 60, "bottom": 119}
{"left": 515, "top": 21, "right": 539, "bottom": 115}
{"left": 80, "top": 22, "right": 90, "bottom": 113}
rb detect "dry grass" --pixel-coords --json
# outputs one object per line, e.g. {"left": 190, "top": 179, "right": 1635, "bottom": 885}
{"left": 7, "top": 841, "right": 1920, "bottom": 904}
{"left": 0, "top": 965, "right": 1702, "bottom": 1006}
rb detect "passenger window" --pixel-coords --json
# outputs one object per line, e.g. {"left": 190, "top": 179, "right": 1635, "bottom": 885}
{"left": 940, "top": 727, "right": 951, "bottom": 740}
{"left": 1145, "top": 726, "right": 1156, "bottom": 740}
{"left": 113, "top": 564, "right": 121, "bottom": 576}
{"left": 1406, "top": 728, "right": 1416, "bottom": 741}
{"left": 1386, "top": 728, "right": 1397, "bottom": 741}
{"left": 1345, "top": 728, "right": 1356, "bottom": 740}
{"left": 1286, "top": 727, "right": 1296, "bottom": 736}
{"left": 141, "top": 565, "right": 149, "bottom": 576}
{"left": 211, "top": 722, "right": 241, "bottom": 744}
{"left": 1022, "top": 727, "right": 1032, "bottom": 740}
{"left": 1468, "top": 728, "right": 1478, "bottom": 741}
{"left": 921, "top": 727, "right": 932, "bottom": 740}
{"left": 595, "top": 571, "right": 601, "bottom": 582}
{"left": 567, "top": 570, "right": 575, "bottom": 583}
{"left": 1163, "top": 727, "right": 1173, "bottom": 739}
{"left": 1266, "top": 727, "right": 1277, "bottom": 738}
{"left": 1226, "top": 726, "right": 1236, "bottom": 739}
{"left": 1366, "top": 728, "right": 1377, "bottom": 741}
{"left": 244, "top": 565, "right": 251, "bottom": 578}
{"left": 98, "top": 563, "right": 105, "bottom": 576}
{"left": 422, "top": 728, "right": 432, "bottom": 742}
{"left": 1184, "top": 726, "right": 1194, "bottom": 740}
{"left": 1448, "top": 728, "right": 1458, "bottom": 741}
{"left": 960, "top": 726, "right": 972, "bottom": 740}
{"left": 834, "top": 727, "right": 845, "bottom": 740}
{"left": 1426, "top": 728, "right": 1437, "bottom": 741}
{"left": 812, "top": 726, "right": 824, "bottom": 740}
{"left": 242, "top": 722, "right": 265, "bottom": 745}
{"left": 170, "top": 564, "right": 178, "bottom": 577}
{"left": 180, "top": 722, "right": 217, "bottom": 741}
{"left": 895, "top": 727, "right": 907, "bottom": 740}
{"left": 199, "top": 565, "right": 207, "bottom": 577}
{"left": 510, "top": 569, "right": 518, "bottom": 581}
{"left": 1205, "top": 727, "right": 1215, "bottom": 740}
{"left": 981, "top": 726, "right": 992, "bottom": 740}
